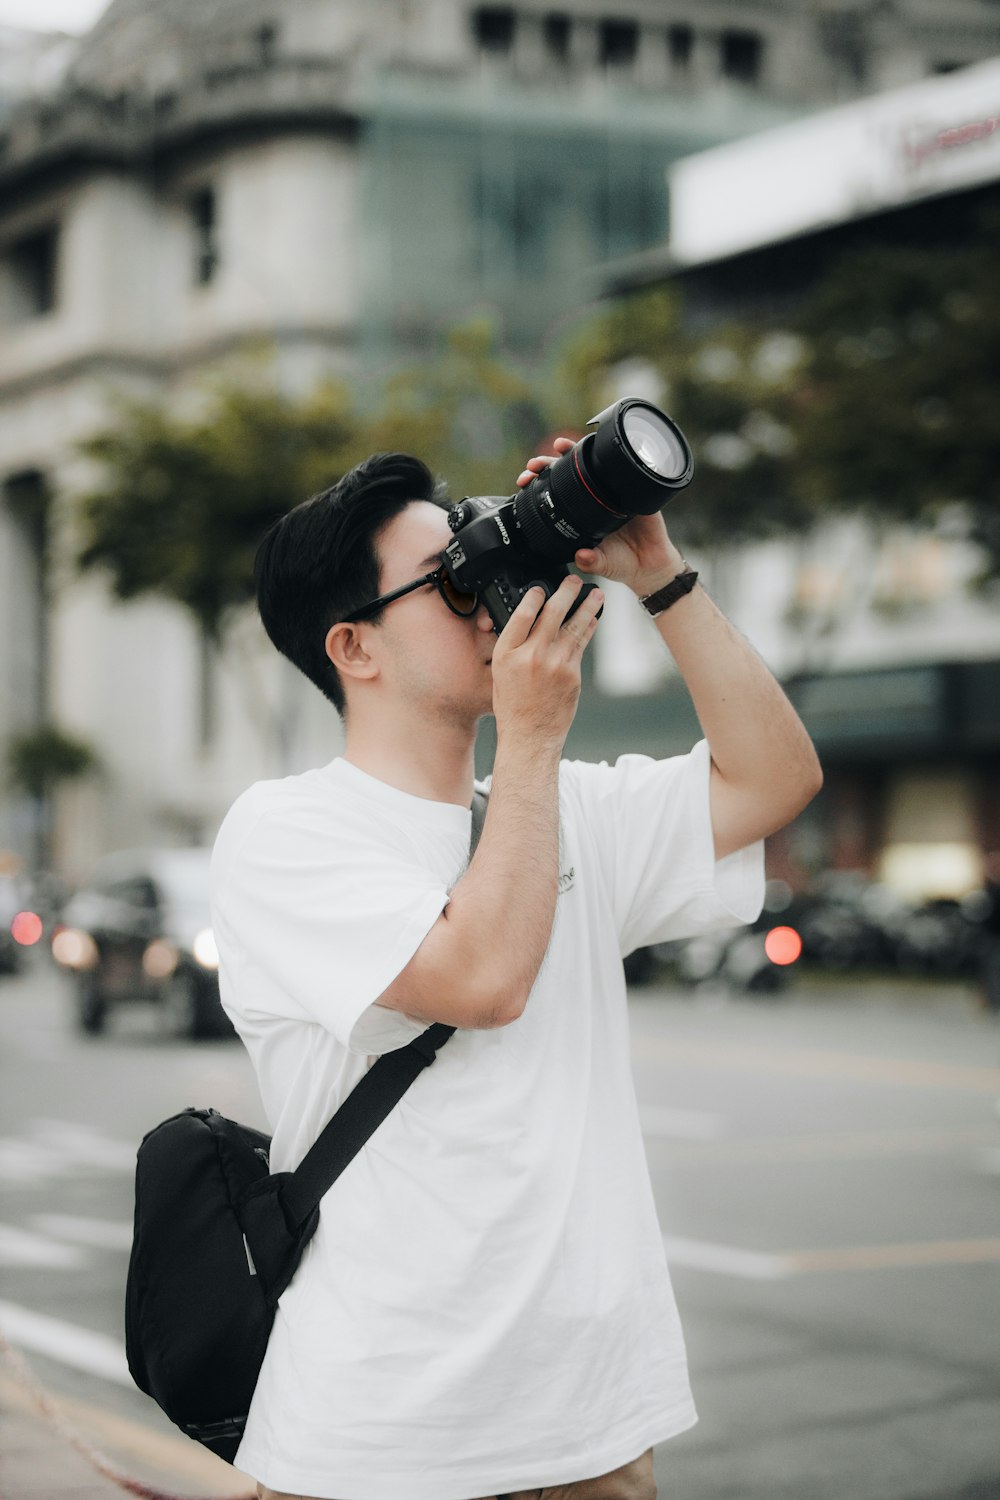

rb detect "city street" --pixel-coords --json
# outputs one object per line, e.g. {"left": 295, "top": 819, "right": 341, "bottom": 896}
{"left": 1, "top": 956, "right": 999, "bottom": 1500}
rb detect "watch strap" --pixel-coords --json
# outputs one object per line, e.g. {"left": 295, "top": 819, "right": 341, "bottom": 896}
{"left": 640, "top": 566, "right": 698, "bottom": 617}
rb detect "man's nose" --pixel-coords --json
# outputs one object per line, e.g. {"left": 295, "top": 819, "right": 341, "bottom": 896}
{"left": 476, "top": 601, "right": 494, "bottom": 633}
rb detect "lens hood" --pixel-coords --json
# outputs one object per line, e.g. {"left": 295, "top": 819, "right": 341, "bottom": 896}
{"left": 583, "top": 399, "right": 694, "bottom": 515}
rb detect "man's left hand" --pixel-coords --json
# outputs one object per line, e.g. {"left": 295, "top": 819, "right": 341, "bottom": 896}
{"left": 517, "top": 439, "right": 686, "bottom": 597}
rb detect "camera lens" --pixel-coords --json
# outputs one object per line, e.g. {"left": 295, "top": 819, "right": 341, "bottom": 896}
{"left": 445, "top": 397, "right": 695, "bottom": 624}
{"left": 509, "top": 397, "right": 694, "bottom": 564}
{"left": 621, "top": 407, "right": 689, "bottom": 481}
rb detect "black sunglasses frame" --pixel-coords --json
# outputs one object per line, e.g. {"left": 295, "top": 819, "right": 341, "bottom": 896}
{"left": 343, "top": 565, "right": 479, "bottom": 624}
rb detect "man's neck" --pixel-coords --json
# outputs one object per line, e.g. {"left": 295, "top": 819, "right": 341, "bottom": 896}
{"left": 342, "top": 716, "right": 481, "bottom": 808}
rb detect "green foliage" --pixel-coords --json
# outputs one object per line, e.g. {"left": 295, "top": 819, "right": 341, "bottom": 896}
{"left": 358, "top": 317, "right": 547, "bottom": 500}
{"left": 77, "top": 376, "right": 357, "bottom": 640}
{"left": 550, "top": 287, "right": 813, "bottom": 547}
{"left": 789, "top": 221, "right": 1000, "bottom": 581}
{"left": 5, "top": 725, "right": 100, "bottom": 800}
{"left": 549, "top": 219, "right": 1000, "bottom": 580}
{"left": 74, "top": 328, "right": 548, "bottom": 651}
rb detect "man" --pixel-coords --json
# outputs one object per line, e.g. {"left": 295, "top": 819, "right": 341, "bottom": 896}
{"left": 210, "top": 438, "right": 822, "bottom": 1500}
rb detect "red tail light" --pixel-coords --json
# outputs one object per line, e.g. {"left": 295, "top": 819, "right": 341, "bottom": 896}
{"left": 11, "top": 911, "right": 44, "bottom": 946}
{"left": 764, "top": 926, "right": 802, "bottom": 966}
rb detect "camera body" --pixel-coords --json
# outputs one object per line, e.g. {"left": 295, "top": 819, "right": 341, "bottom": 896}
{"left": 440, "top": 398, "right": 694, "bottom": 634}
{"left": 442, "top": 491, "right": 577, "bottom": 634}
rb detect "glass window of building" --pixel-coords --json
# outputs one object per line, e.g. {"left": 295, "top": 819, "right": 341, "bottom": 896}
{"left": 668, "top": 23, "right": 693, "bottom": 69}
{"left": 189, "top": 187, "right": 219, "bottom": 286}
{"left": 0, "top": 225, "right": 59, "bottom": 323}
{"left": 472, "top": 7, "right": 516, "bottom": 53}
{"left": 600, "top": 19, "right": 638, "bottom": 68}
{"left": 543, "top": 12, "right": 571, "bottom": 64}
{"left": 721, "top": 28, "right": 763, "bottom": 84}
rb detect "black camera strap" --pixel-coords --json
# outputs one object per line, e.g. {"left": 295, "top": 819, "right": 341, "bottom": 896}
{"left": 281, "top": 786, "right": 488, "bottom": 1230}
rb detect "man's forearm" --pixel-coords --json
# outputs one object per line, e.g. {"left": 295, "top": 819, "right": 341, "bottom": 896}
{"left": 641, "top": 572, "right": 822, "bottom": 855}
{"left": 443, "top": 736, "right": 562, "bottom": 1023}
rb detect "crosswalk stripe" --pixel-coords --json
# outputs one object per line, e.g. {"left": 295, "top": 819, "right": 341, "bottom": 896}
{"left": 663, "top": 1234, "right": 790, "bottom": 1280}
{"left": 29, "top": 1118, "right": 136, "bottom": 1170}
{"left": 0, "top": 1224, "right": 86, "bottom": 1269}
{"left": 0, "top": 1300, "right": 131, "bottom": 1385}
{"left": 0, "top": 1139, "right": 68, "bottom": 1183}
{"left": 0, "top": 1121, "right": 135, "bottom": 1182}
{"left": 28, "top": 1215, "right": 133, "bottom": 1251}
{"left": 640, "top": 1105, "right": 727, "bottom": 1140}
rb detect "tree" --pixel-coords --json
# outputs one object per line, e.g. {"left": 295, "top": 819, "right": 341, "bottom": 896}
{"left": 75, "top": 371, "right": 359, "bottom": 754}
{"left": 72, "top": 328, "right": 548, "bottom": 760}
{"left": 549, "top": 218, "right": 1000, "bottom": 597}
{"left": 5, "top": 724, "right": 101, "bottom": 872}
{"left": 548, "top": 287, "right": 815, "bottom": 549}
{"left": 789, "top": 220, "right": 1000, "bottom": 584}
{"left": 77, "top": 375, "right": 359, "bottom": 645}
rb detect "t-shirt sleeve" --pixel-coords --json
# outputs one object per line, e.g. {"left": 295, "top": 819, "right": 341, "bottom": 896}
{"left": 567, "top": 738, "right": 765, "bottom": 955}
{"left": 212, "top": 797, "right": 450, "bottom": 1051}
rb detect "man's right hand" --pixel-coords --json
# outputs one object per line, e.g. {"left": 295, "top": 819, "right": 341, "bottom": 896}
{"left": 376, "top": 575, "right": 603, "bottom": 1033}
{"left": 490, "top": 573, "right": 604, "bottom": 749}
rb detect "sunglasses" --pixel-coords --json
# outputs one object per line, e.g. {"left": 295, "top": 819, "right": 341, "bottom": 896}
{"left": 343, "top": 565, "right": 479, "bottom": 624}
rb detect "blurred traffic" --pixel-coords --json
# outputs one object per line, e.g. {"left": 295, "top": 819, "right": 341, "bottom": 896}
{"left": 1, "top": 847, "right": 229, "bottom": 1039}
{"left": 10, "top": 844, "right": 1000, "bottom": 1032}
{"left": 6, "top": 843, "right": 991, "bottom": 1071}
{"left": 624, "top": 871, "right": 1000, "bottom": 1000}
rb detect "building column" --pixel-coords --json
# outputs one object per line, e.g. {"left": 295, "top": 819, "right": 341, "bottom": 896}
{"left": 513, "top": 14, "right": 546, "bottom": 78}
{"left": 636, "top": 25, "right": 670, "bottom": 90}
{"left": 688, "top": 29, "right": 720, "bottom": 90}
{"left": 569, "top": 19, "right": 599, "bottom": 72}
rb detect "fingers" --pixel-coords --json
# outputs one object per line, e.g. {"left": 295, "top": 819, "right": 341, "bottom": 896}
{"left": 562, "top": 583, "right": 605, "bottom": 647}
{"left": 496, "top": 584, "right": 550, "bottom": 650}
{"left": 531, "top": 575, "right": 603, "bottom": 645}
{"left": 516, "top": 436, "right": 575, "bottom": 488}
{"left": 496, "top": 576, "right": 603, "bottom": 652}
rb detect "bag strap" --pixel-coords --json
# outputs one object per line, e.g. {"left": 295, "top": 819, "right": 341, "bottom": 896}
{"left": 281, "top": 786, "right": 488, "bottom": 1230}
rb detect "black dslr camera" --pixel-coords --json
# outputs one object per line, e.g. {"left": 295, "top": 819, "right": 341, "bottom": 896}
{"left": 440, "top": 398, "right": 694, "bottom": 634}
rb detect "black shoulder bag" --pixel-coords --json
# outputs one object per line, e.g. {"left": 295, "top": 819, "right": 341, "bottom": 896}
{"left": 124, "top": 789, "right": 487, "bottom": 1463}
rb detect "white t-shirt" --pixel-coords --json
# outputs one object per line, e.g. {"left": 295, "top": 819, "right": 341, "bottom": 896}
{"left": 210, "top": 739, "right": 763, "bottom": 1500}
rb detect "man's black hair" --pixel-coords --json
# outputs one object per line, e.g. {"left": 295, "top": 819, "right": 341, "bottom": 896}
{"left": 254, "top": 452, "right": 448, "bottom": 717}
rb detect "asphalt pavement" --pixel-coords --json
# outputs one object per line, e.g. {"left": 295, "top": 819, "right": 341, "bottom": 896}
{"left": 1, "top": 956, "right": 999, "bottom": 1500}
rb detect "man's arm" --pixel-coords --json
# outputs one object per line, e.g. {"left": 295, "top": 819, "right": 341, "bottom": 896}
{"left": 375, "top": 574, "right": 603, "bottom": 1029}
{"left": 640, "top": 570, "right": 822, "bottom": 860}
{"left": 517, "top": 440, "right": 823, "bottom": 862}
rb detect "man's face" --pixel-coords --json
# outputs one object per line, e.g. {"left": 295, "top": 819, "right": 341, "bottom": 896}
{"left": 364, "top": 501, "right": 496, "bottom": 723}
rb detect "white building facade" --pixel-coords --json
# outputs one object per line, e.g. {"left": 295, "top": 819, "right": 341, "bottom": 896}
{"left": 1, "top": 0, "right": 998, "bottom": 878}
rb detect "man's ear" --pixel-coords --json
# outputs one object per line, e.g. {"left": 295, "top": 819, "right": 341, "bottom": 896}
{"left": 325, "top": 621, "right": 379, "bottom": 685}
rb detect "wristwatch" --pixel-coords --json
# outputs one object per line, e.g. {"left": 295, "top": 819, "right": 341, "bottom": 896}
{"left": 639, "top": 565, "right": 699, "bottom": 617}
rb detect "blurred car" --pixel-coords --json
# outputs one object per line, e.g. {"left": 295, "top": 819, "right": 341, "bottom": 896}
{"left": 51, "top": 847, "right": 230, "bottom": 1039}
